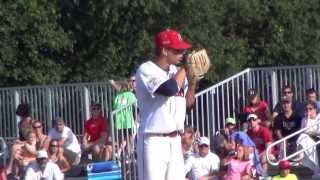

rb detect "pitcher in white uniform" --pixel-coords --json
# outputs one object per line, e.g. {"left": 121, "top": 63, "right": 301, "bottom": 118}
{"left": 136, "top": 29, "right": 196, "bottom": 180}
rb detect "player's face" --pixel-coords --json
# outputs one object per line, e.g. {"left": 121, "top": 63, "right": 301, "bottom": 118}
{"left": 166, "top": 48, "right": 186, "bottom": 65}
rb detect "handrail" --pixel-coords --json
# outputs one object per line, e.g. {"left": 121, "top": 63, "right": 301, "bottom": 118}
{"left": 196, "top": 68, "right": 251, "bottom": 97}
{"left": 266, "top": 117, "right": 320, "bottom": 166}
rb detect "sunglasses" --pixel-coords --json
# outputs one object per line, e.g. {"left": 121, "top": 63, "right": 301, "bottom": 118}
{"left": 50, "top": 144, "right": 58, "bottom": 147}
{"left": 33, "top": 125, "right": 42, "bottom": 129}
{"left": 249, "top": 118, "right": 258, "bottom": 122}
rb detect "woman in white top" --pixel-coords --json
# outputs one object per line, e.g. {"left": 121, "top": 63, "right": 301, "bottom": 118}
{"left": 297, "top": 101, "right": 320, "bottom": 175}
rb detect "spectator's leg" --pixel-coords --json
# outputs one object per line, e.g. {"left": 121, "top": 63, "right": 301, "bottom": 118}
{"left": 104, "top": 145, "right": 112, "bottom": 161}
{"left": 64, "top": 149, "right": 81, "bottom": 165}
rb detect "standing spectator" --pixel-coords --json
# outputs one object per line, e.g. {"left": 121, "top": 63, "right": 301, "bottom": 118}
{"left": 16, "top": 103, "right": 33, "bottom": 141}
{"left": 274, "top": 96, "right": 302, "bottom": 158}
{"left": 48, "top": 139, "right": 71, "bottom": 173}
{"left": 82, "top": 103, "right": 112, "bottom": 161}
{"left": 135, "top": 29, "right": 196, "bottom": 180}
{"left": 272, "top": 85, "right": 304, "bottom": 119}
{"left": 305, "top": 88, "right": 320, "bottom": 112}
{"left": 272, "top": 160, "right": 298, "bottom": 180}
{"left": 184, "top": 137, "right": 220, "bottom": 180}
{"left": 246, "top": 114, "right": 273, "bottom": 172}
{"left": 32, "top": 121, "right": 49, "bottom": 150}
{"left": 47, "top": 117, "right": 81, "bottom": 165}
{"left": 223, "top": 117, "right": 238, "bottom": 140}
{"left": 25, "top": 150, "right": 64, "bottom": 180}
{"left": 113, "top": 76, "right": 137, "bottom": 157}
{"left": 244, "top": 89, "right": 272, "bottom": 128}
{"left": 182, "top": 127, "right": 196, "bottom": 162}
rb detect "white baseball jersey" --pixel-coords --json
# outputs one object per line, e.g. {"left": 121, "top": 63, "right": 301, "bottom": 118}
{"left": 135, "top": 61, "right": 188, "bottom": 133}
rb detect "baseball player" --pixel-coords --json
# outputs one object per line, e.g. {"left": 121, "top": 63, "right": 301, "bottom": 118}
{"left": 135, "top": 29, "right": 196, "bottom": 180}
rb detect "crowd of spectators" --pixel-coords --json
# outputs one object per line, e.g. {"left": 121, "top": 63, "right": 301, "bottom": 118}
{"left": 1, "top": 83, "right": 320, "bottom": 179}
{"left": 181, "top": 86, "right": 320, "bottom": 179}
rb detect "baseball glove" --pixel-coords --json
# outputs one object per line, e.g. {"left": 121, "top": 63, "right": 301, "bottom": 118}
{"left": 185, "top": 49, "right": 211, "bottom": 84}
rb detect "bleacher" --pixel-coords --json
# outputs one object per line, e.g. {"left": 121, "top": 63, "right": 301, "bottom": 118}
{"left": 1, "top": 64, "right": 320, "bottom": 179}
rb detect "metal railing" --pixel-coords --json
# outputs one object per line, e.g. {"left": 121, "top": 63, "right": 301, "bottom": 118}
{"left": 266, "top": 118, "right": 320, "bottom": 166}
{"left": 0, "top": 82, "right": 117, "bottom": 138}
{"left": 2, "top": 64, "right": 320, "bottom": 178}
{"left": 188, "top": 65, "right": 320, "bottom": 140}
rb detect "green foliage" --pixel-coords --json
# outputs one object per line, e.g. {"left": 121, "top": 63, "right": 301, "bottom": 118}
{"left": 0, "top": 0, "right": 72, "bottom": 86}
{"left": 0, "top": 0, "right": 320, "bottom": 87}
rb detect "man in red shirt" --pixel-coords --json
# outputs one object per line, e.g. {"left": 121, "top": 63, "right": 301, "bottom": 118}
{"left": 246, "top": 113, "right": 273, "bottom": 172}
{"left": 82, "top": 103, "right": 112, "bottom": 161}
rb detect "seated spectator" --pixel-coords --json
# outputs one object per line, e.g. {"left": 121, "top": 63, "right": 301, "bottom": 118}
{"left": 25, "top": 150, "right": 64, "bottom": 180}
{"left": 222, "top": 117, "right": 238, "bottom": 140}
{"left": 48, "top": 139, "right": 71, "bottom": 173}
{"left": 224, "top": 142, "right": 255, "bottom": 180}
{"left": 244, "top": 89, "right": 272, "bottom": 128}
{"left": 246, "top": 114, "right": 274, "bottom": 172}
{"left": 32, "top": 121, "right": 49, "bottom": 150}
{"left": 272, "top": 160, "right": 298, "bottom": 180}
{"left": 305, "top": 88, "right": 320, "bottom": 112}
{"left": 211, "top": 117, "right": 237, "bottom": 159}
{"left": 47, "top": 117, "right": 81, "bottom": 165}
{"left": 296, "top": 101, "right": 320, "bottom": 175}
{"left": 230, "top": 131, "right": 265, "bottom": 176}
{"left": 274, "top": 96, "right": 302, "bottom": 159}
{"left": 182, "top": 126, "right": 196, "bottom": 162}
{"left": 272, "top": 85, "right": 304, "bottom": 119}
{"left": 184, "top": 136, "right": 220, "bottom": 180}
{"left": 82, "top": 103, "right": 112, "bottom": 162}
{"left": 7, "top": 130, "right": 37, "bottom": 179}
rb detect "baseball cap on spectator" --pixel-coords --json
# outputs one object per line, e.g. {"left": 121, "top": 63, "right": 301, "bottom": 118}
{"left": 225, "top": 117, "right": 236, "bottom": 125}
{"left": 246, "top": 113, "right": 258, "bottom": 121}
{"left": 279, "top": 160, "right": 291, "bottom": 169}
{"left": 198, "top": 136, "right": 210, "bottom": 146}
{"left": 281, "top": 95, "right": 292, "bottom": 103}
{"left": 37, "top": 150, "right": 48, "bottom": 159}
{"left": 248, "top": 88, "right": 257, "bottom": 96}
{"left": 155, "top": 29, "right": 192, "bottom": 50}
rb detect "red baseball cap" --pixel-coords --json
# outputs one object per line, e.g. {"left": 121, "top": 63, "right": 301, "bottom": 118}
{"left": 155, "top": 29, "right": 192, "bottom": 50}
{"left": 279, "top": 160, "right": 291, "bottom": 169}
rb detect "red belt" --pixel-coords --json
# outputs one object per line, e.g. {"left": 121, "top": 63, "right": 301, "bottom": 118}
{"left": 146, "top": 131, "right": 182, "bottom": 138}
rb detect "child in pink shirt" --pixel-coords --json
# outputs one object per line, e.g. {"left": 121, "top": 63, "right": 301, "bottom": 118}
{"left": 225, "top": 143, "right": 255, "bottom": 180}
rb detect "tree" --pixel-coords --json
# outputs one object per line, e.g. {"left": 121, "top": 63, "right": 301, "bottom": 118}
{"left": 0, "top": 0, "right": 72, "bottom": 86}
